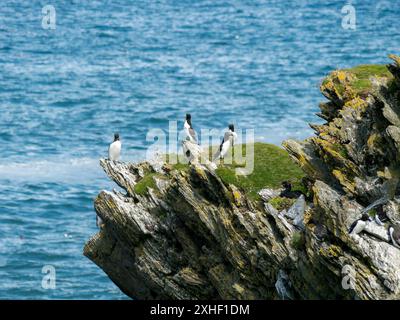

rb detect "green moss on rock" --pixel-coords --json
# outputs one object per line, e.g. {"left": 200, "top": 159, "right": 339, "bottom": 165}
{"left": 269, "top": 196, "right": 296, "bottom": 211}
{"left": 134, "top": 173, "right": 161, "bottom": 195}
{"left": 215, "top": 142, "right": 305, "bottom": 200}
{"left": 291, "top": 232, "right": 305, "bottom": 250}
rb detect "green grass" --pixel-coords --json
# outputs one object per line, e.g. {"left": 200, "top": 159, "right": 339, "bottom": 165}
{"left": 344, "top": 64, "right": 392, "bottom": 92}
{"left": 290, "top": 231, "right": 305, "bottom": 250}
{"left": 214, "top": 142, "right": 305, "bottom": 200}
{"left": 269, "top": 196, "right": 296, "bottom": 211}
{"left": 165, "top": 153, "right": 190, "bottom": 172}
{"left": 139, "top": 143, "right": 305, "bottom": 201}
{"left": 134, "top": 173, "right": 160, "bottom": 195}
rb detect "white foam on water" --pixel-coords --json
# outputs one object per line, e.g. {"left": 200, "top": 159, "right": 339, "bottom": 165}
{"left": 0, "top": 157, "right": 103, "bottom": 183}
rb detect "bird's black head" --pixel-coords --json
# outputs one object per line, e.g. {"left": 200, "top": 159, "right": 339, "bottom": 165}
{"left": 186, "top": 113, "right": 193, "bottom": 128}
{"left": 114, "top": 133, "right": 120, "bottom": 141}
{"left": 361, "top": 213, "right": 370, "bottom": 221}
{"left": 229, "top": 124, "right": 234, "bottom": 132}
{"left": 282, "top": 181, "right": 291, "bottom": 190}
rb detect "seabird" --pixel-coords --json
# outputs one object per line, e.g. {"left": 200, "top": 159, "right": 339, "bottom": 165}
{"left": 374, "top": 205, "right": 388, "bottom": 226}
{"left": 108, "top": 132, "right": 121, "bottom": 161}
{"left": 213, "top": 124, "right": 237, "bottom": 161}
{"left": 280, "top": 181, "right": 303, "bottom": 199}
{"left": 348, "top": 213, "right": 372, "bottom": 235}
{"left": 184, "top": 113, "right": 197, "bottom": 143}
{"left": 389, "top": 225, "right": 400, "bottom": 249}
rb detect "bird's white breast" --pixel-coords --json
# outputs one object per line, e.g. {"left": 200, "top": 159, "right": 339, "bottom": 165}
{"left": 352, "top": 220, "right": 367, "bottom": 235}
{"left": 109, "top": 140, "right": 121, "bottom": 161}
{"left": 220, "top": 140, "right": 231, "bottom": 157}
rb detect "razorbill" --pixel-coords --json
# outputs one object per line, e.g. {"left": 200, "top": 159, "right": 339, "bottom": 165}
{"left": 184, "top": 113, "right": 197, "bottom": 143}
{"left": 213, "top": 124, "right": 237, "bottom": 161}
{"left": 389, "top": 225, "right": 400, "bottom": 249}
{"left": 108, "top": 132, "right": 121, "bottom": 161}
{"left": 280, "top": 181, "right": 303, "bottom": 199}
{"left": 348, "top": 213, "right": 371, "bottom": 235}
{"left": 374, "top": 205, "right": 388, "bottom": 226}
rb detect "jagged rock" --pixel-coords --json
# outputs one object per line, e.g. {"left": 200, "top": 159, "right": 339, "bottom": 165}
{"left": 385, "top": 199, "right": 400, "bottom": 223}
{"left": 275, "top": 269, "right": 295, "bottom": 300}
{"left": 364, "top": 222, "right": 390, "bottom": 242}
{"left": 84, "top": 55, "right": 400, "bottom": 300}
{"left": 285, "top": 195, "right": 305, "bottom": 220}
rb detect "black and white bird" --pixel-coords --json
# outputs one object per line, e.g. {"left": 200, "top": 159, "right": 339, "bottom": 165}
{"left": 374, "top": 205, "right": 388, "bottom": 226}
{"left": 184, "top": 113, "right": 197, "bottom": 143}
{"left": 213, "top": 124, "right": 237, "bottom": 161}
{"left": 280, "top": 181, "right": 304, "bottom": 199}
{"left": 348, "top": 213, "right": 372, "bottom": 235}
{"left": 389, "top": 225, "right": 400, "bottom": 249}
{"left": 108, "top": 132, "right": 121, "bottom": 161}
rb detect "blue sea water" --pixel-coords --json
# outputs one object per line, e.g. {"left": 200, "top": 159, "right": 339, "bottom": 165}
{"left": 0, "top": 0, "right": 399, "bottom": 299}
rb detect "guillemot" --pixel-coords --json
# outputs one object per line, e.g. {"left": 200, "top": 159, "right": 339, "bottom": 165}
{"left": 373, "top": 205, "right": 388, "bottom": 226}
{"left": 213, "top": 124, "right": 237, "bottom": 161}
{"left": 348, "top": 213, "right": 372, "bottom": 235}
{"left": 280, "top": 181, "right": 303, "bottom": 199}
{"left": 108, "top": 132, "right": 121, "bottom": 161}
{"left": 184, "top": 113, "right": 197, "bottom": 143}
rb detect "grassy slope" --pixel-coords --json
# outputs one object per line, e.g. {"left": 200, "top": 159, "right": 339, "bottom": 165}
{"left": 135, "top": 142, "right": 305, "bottom": 200}
{"left": 215, "top": 142, "right": 305, "bottom": 199}
{"left": 343, "top": 64, "right": 392, "bottom": 92}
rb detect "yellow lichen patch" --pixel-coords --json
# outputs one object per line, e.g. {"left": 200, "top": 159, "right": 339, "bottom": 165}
{"left": 319, "top": 245, "right": 342, "bottom": 259}
{"left": 367, "top": 133, "right": 380, "bottom": 148}
{"left": 332, "top": 169, "right": 356, "bottom": 193}
{"left": 344, "top": 96, "right": 368, "bottom": 112}
{"left": 314, "top": 138, "right": 359, "bottom": 178}
{"left": 337, "top": 70, "right": 347, "bottom": 82}
{"left": 303, "top": 208, "right": 313, "bottom": 225}
{"left": 232, "top": 190, "right": 242, "bottom": 206}
{"left": 314, "top": 138, "right": 346, "bottom": 165}
{"left": 321, "top": 70, "right": 357, "bottom": 103}
{"left": 232, "top": 283, "right": 245, "bottom": 295}
{"left": 194, "top": 165, "right": 207, "bottom": 180}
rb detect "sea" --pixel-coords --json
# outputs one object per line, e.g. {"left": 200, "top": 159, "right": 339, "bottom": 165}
{"left": 0, "top": 0, "right": 399, "bottom": 299}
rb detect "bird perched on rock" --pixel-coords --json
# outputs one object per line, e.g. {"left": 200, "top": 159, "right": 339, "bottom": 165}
{"left": 184, "top": 113, "right": 197, "bottom": 143}
{"left": 349, "top": 213, "right": 372, "bottom": 235}
{"left": 280, "top": 181, "right": 303, "bottom": 199}
{"left": 213, "top": 124, "right": 237, "bottom": 161}
{"left": 389, "top": 225, "right": 400, "bottom": 249}
{"left": 108, "top": 132, "right": 121, "bottom": 161}
{"left": 374, "top": 205, "right": 388, "bottom": 226}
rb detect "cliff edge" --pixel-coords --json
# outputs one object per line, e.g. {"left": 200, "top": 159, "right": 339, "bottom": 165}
{"left": 84, "top": 55, "right": 400, "bottom": 299}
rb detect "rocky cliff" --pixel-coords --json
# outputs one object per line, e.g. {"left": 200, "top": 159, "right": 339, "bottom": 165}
{"left": 84, "top": 55, "right": 400, "bottom": 300}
